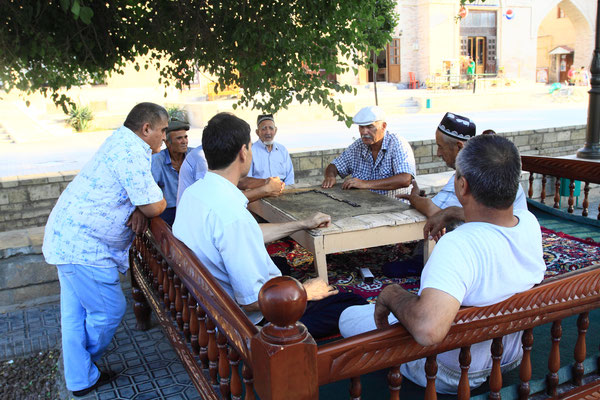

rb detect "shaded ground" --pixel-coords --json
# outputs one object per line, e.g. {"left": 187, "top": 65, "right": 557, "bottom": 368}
{"left": 0, "top": 349, "right": 61, "bottom": 399}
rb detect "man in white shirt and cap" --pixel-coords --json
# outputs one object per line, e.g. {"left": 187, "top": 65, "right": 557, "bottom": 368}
{"left": 321, "top": 105, "right": 416, "bottom": 198}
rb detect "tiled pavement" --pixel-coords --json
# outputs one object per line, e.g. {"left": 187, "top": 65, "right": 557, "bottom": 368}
{"left": 1, "top": 288, "right": 205, "bottom": 400}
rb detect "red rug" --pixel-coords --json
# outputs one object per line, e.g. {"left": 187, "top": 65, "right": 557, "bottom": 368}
{"left": 266, "top": 226, "right": 600, "bottom": 303}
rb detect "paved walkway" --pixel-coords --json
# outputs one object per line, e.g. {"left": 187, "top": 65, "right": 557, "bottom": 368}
{"left": 1, "top": 288, "right": 203, "bottom": 399}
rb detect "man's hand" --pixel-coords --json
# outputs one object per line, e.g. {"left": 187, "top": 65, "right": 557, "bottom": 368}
{"left": 423, "top": 207, "right": 464, "bottom": 241}
{"left": 396, "top": 179, "right": 420, "bottom": 202}
{"left": 302, "top": 212, "right": 331, "bottom": 229}
{"left": 303, "top": 278, "right": 339, "bottom": 301}
{"left": 264, "top": 177, "right": 285, "bottom": 197}
{"left": 373, "top": 284, "right": 402, "bottom": 329}
{"left": 127, "top": 209, "right": 148, "bottom": 235}
{"left": 322, "top": 176, "right": 337, "bottom": 188}
{"left": 341, "top": 177, "right": 367, "bottom": 190}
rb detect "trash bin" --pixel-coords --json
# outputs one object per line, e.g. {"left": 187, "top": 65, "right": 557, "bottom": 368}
{"left": 426, "top": 99, "right": 431, "bottom": 109}
{"left": 559, "top": 178, "right": 581, "bottom": 197}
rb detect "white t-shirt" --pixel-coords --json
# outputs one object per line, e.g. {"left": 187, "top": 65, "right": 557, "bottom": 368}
{"left": 410, "top": 208, "right": 546, "bottom": 389}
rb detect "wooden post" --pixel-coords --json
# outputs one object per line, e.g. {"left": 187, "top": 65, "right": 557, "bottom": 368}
{"left": 251, "top": 276, "right": 318, "bottom": 400}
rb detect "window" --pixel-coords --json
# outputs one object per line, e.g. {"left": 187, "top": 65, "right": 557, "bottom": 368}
{"left": 557, "top": 7, "right": 565, "bottom": 18}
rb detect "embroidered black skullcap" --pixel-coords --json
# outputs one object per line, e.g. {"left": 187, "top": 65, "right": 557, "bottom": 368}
{"left": 438, "top": 112, "right": 476, "bottom": 141}
{"left": 257, "top": 114, "right": 274, "bottom": 126}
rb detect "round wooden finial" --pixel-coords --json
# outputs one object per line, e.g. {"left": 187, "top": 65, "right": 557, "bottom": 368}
{"left": 258, "top": 276, "right": 307, "bottom": 328}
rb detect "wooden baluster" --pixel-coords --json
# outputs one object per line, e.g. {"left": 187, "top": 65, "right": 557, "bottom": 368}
{"left": 567, "top": 179, "right": 575, "bottom": 214}
{"left": 528, "top": 174, "right": 534, "bottom": 199}
{"left": 206, "top": 317, "right": 219, "bottom": 385}
{"left": 162, "top": 262, "right": 170, "bottom": 307}
{"left": 388, "top": 366, "right": 402, "bottom": 400}
{"left": 489, "top": 337, "right": 503, "bottom": 399}
{"left": 518, "top": 329, "right": 533, "bottom": 399}
{"left": 458, "top": 346, "right": 471, "bottom": 400}
{"left": 546, "top": 320, "right": 562, "bottom": 397}
{"left": 229, "top": 348, "right": 242, "bottom": 400}
{"left": 349, "top": 376, "right": 362, "bottom": 400}
{"left": 217, "top": 331, "right": 231, "bottom": 398}
{"left": 148, "top": 247, "right": 157, "bottom": 282}
{"left": 173, "top": 274, "right": 182, "bottom": 323}
{"left": 250, "top": 276, "right": 318, "bottom": 400}
{"left": 541, "top": 175, "right": 547, "bottom": 203}
{"left": 188, "top": 296, "right": 199, "bottom": 354}
{"left": 582, "top": 182, "right": 590, "bottom": 217}
{"left": 152, "top": 252, "right": 161, "bottom": 291}
{"left": 242, "top": 364, "right": 255, "bottom": 400}
{"left": 158, "top": 259, "right": 166, "bottom": 300}
{"left": 424, "top": 355, "right": 438, "bottom": 400}
{"left": 553, "top": 179, "right": 560, "bottom": 209}
{"left": 167, "top": 267, "right": 176, "bottom": 317}
{"left": 198, "top": 306, "right": 209, "bottom": 369}
{"left": 573, "top": 312, "right": 589, "bottom": 386}
{"left": 181, "top": 286, "right": 190, "bottom": 342}
{"left": 131, "top": 258, "right": 152, "bottom": 331}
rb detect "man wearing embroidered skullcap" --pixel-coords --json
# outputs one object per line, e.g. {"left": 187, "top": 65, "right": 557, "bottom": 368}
{"left": 384, "top": 112, "right": 528, "bottom": 278}
{"left": 321, "top": 105, "right": 416, "bottom": 198}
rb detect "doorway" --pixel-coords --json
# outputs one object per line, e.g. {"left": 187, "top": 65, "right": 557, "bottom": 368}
{"left": 387, "top": 38, "right": 401, "bottom": 83}
{"left": 467, "top": 37, "right": 487, "bottom": 74}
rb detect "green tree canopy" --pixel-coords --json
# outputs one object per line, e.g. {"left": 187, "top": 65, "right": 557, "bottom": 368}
{"left": 1, "top": 0, "right": 397, "bottom": 123}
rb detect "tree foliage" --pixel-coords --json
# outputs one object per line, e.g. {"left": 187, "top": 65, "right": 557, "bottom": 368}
{"left": 1, "top": 0, "right": 397, "bottom": 122}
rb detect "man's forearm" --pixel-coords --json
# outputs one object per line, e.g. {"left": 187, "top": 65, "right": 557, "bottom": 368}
{"left": 362, "top": 173, "right": 413, "bottom": 190}
{"left": 239, "top": 176, "right": 267, "bottom": 190}
{"left": 324, "top": 164, "right": 338, "bottom": 178}
{"left": 259, "top": 220, "right": 308, "bottom": 243}
{"left": 408, "top": 195, "right": 441, "bottom": 218}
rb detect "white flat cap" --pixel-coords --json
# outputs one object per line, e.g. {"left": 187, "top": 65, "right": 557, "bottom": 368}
{"left": 353, "top": 106, "right": 386, "bottom": 125}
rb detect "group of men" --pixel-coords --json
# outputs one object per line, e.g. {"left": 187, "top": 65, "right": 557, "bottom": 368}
{"left": 43, "top": 101, "right": 546, "bottom": 396}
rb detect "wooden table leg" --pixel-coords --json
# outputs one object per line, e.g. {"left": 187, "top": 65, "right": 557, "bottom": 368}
{"left": 313, "top": 250, "right": 329, "bottom": 284}
{"left": 424, "top": 239, "right": 435, "bottom": 264}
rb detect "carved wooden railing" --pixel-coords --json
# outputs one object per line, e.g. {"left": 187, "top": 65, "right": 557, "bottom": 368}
{"left": 521, "top": 155, "right": 600, "bottom": 218}
{"left": 130, "top": 155, "right": 600, "bottom": 399}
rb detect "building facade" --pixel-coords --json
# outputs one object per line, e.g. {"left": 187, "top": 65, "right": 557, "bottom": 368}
{"left": 351, "top": 0, "right": 596, "bottom": 87}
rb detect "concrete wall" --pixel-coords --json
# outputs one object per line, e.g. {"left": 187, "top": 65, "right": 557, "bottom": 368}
{"left": 0, "top": 125, "right": 587, "bottom": 233}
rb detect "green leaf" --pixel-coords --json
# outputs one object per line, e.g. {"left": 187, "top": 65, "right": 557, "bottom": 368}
{"left": 79, "top": 6, "right": 93, "bottom": 25}
{"left": 71, "top": 0, "right": 80, "bottom": 18}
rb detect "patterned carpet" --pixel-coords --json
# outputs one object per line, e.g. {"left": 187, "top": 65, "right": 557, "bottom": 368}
{"left": 267, "top": 226, "right": 600, "bottom": 303}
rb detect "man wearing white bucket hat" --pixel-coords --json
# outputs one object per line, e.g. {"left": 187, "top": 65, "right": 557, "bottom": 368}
{"left": 321, "top": 105, "right": 416, "bottom": 198}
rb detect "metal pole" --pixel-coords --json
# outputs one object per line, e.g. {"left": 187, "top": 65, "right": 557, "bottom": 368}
{"left": 373, "top": 50, "right": 379, "bottom": 106}
{"left": 577, "top": 0, "right": 600, "bottom": 159}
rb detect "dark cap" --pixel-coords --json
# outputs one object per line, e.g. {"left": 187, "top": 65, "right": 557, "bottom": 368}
{"left": 167, "top": 117, "right": 190, "bottom": 134}
{"left": 438, "top": 112, "right": 476, "bottom": 141}
{"left": 257, "top": 114, "right": 274, "bottom": 126}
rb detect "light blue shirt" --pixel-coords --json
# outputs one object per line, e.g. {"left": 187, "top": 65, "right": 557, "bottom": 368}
{"left": 176, "top": 146, "right": 208, "bottom": 206}
{"left": 151, "top": 147, "right": 193, "bottom": 208}
{"left": 42, "top": 126, "right": 164, "bottom": 270}
{"left": 431, "top": 173, "right": 528, "bottom": 211}
{"left": 248, "top": 140, "right": 295, "bottom": 185}
{"left": 332, "top": 131, "right": 416, "bottom": 195}
{"left": 173, "top": 172, "right": 281, "bottom": 324}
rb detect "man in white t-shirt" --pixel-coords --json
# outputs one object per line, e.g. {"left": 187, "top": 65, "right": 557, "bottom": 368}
{"left": 385, "top": 113, "right": 527, "bottom": 277}
{"left": 339, "top": 134, "right": 546, "bottom": 394}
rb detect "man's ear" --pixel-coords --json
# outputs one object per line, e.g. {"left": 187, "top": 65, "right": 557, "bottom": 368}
{"left": 456, "top": 175, "right": 470, "bottom": 197}
{"left": 238, "top": 144, "right": 248, "bottom": 163}
{"left": 140, "top": 122, "right": 151, "bottom": 137}
{"left": 456, "top": 140, "right": 465, "bottom": 151}
{"left": 381, "top": 121, "right": 387, "bottom": 130}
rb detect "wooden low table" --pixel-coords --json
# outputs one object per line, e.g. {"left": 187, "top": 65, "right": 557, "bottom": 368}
{"left": 248, "top": 185, "right": 432, "bottom": 282}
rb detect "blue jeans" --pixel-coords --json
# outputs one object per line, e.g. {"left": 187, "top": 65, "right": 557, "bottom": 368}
{"left": 57, "top": 264, "right": 126, "bottom": 391}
